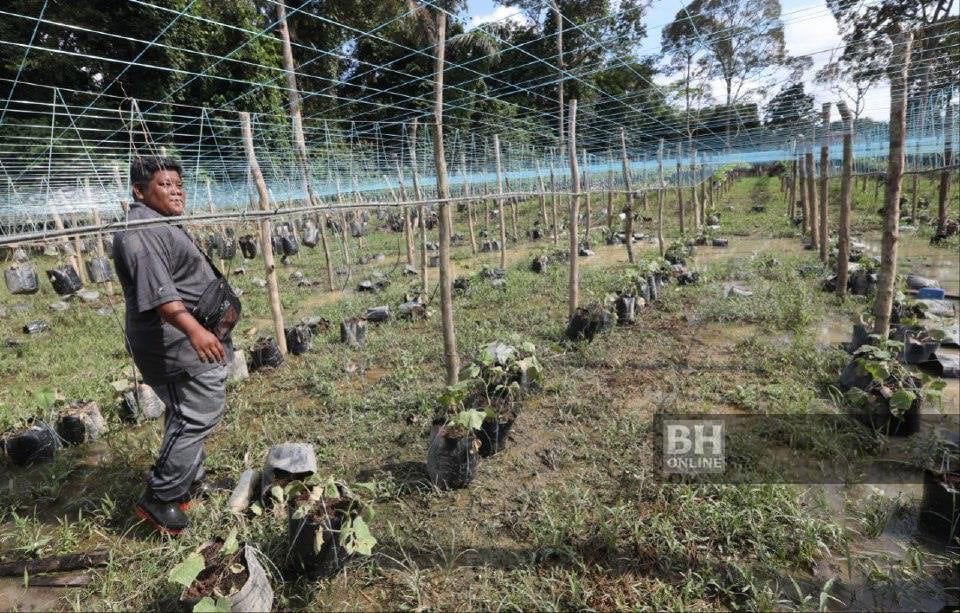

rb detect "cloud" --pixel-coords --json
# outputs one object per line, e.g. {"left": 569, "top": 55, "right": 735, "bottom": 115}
{"left": 466, "top": 5, "right": 533, "bottom": 30}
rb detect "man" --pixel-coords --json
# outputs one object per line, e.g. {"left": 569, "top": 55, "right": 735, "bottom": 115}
{"left": 113, "top": 156, "right": 234, "bottom": 535}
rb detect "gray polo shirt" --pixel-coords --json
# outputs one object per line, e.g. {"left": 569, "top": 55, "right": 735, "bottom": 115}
{"left": 113, "top": 202, "right": 233, "bottom": 383}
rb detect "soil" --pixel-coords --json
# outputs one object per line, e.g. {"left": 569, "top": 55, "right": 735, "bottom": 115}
{"left": 182, "top": 540, "right": 249, "bottom": 602}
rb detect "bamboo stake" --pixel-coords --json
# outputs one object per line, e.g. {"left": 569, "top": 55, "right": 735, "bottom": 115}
{"left": 582, "top": 148, "right": 591, "bottom": 242}
{"left": 676, "top": 143, "right": 685, "bottom": 235}
{"left": 535, "top": 158, "right": 549, "bottom": 232}
{"left": 690, "top": 147, "right": 700, "bottom": 230}
{"left": 394, "top": 161, "right": 416, "bottom": 266}
{"left": 804, "top": 138, "right": 819, "bottom": 249}
{"left": 240, "top": 112, "right": 287, "bottom": 355}
{"left": 549, "top": 161, "right": 560, "bottom": 245}
{"left": 937, "top": 102, "right": 954, "bottom": 236}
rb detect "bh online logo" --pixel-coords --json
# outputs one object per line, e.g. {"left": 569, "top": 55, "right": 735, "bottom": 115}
{"left": 662, "top": 419, "right": 725, "bottom": 475}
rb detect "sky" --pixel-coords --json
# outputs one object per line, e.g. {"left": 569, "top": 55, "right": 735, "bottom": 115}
{"left": 462, "top": 0, "right": 892, "bottom": 120}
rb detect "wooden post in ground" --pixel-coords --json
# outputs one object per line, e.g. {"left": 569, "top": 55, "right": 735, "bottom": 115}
{"left": 818, "top": 103, "right": 831, "bottom": 263}
{"left": 690, "top": 147, "right": 700, "bottom": 230}
{"left": 787, "top": 141, "right": 797, "bottom": 220}
{"left": 535, "top": 159, "right": 549, "bottom": 233}
{"left": 431, "top": 10, "right": 459, "bottom": 385}
{"left": 394, "top": 162, "right": 416, "bottom": 266}
{"left": 937, "top": 102, "right": 954, "bottom": 236}
{"left": 582, "top": 149, "right": 591, "bottom": 243}
{"left": 836, "top": 101, "right": 854, "bottom": 299}
{"left": 240, "top": 112, "right": 287, "bottom": 355}
{"left": 656, "top": 139, "right": 665, "bottom": 257}
{"left": 549, "top": 161, "right": 560, "bottom": 245}
{"left": 460, "top": 148, "right": 477, "bottom": 254}
{"left": 797, "top": 141, "right": 808, "bottom": 232}
{"left": 567, "top": 99, "right": 580, "bottom": 318}
{"left": 409, "top": 120, "right": 428, "bottom": 292}
{"left": 493, "top": 134, "right": 507, "bottom": 269}
{"left": 89, "top": 206, "right": 114, "bottom": 295}
{"left": 676, "top": 142, "right": 685, "bottom": 235}
{"left": 277, "top": 0, "right": 333, "bottom": 291}
{"left": 804, "top": 135, "right": 819, "bottom": 250}
{"left": 873, "top": 27, "right": 913, "bottom": 338}
{"left": 619, "top": 127, "right": 635, "bottom": 263}
{"left": 606, "top": 150, "right": 614, "bottom": 235}
{"left": 910, "top": 66, "right": 931, "bottom": 220}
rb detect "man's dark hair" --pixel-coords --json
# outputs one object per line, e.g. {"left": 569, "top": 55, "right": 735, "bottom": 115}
{"left": 130, "top": 156, "right": 183, "bottom": 188}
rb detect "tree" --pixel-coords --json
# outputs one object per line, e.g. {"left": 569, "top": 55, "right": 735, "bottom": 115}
{"left": 676, "top": 0, "right": 791, "bottom": 148}
{"left": 661, "top": 2, "right": 711, "bottom": 142}
{"left": 815, "top": 56, "right": 879, "bottom": 121}
{"left": 764, "top": 83, "right": 814, "bottom": 128}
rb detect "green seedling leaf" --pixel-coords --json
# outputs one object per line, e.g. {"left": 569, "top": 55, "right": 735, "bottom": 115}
{"left": 33, "top": 388, "right": 56, "bottom": 411}
{"left": 169, "top": 552, "right": 205, "bottom": 588}
{"left": 229, "top": 563, "right": 245, "bottom": 574}
{"left": 249, "top": 503, "right": 263, "bottom": 516}
{"left": 520, "top": 341, "right": 536, "bottom": 354}
{"left": 323, "top": 479, "right": 340, "bottom": 499}
{"left": 450, "top": 409, "right": 486, "bottom": 431}
{"left": 340, "top": 515, "right": 377, "bottom": 556}
{"left": 889, "top": 389, "right": 915, "bottom": 416}
{"left": 270, "top": 485, "right": 285, "bottom": 504}
{"left": 193, "top": 596, "right": 232, "bottom": 612}
{"left": 222, "top": 528, "right": 239, "bottom": 556}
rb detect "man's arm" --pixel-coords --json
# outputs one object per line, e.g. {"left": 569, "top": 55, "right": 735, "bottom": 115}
{"left": 156, "top": 301, "right": 226, "bottom": 364}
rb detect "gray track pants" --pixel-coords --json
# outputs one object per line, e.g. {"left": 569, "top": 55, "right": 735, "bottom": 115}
{"left": 146, "top": 365, "right": 226, "bottom": 502}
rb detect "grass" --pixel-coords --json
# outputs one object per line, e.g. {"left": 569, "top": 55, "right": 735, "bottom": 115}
{"left": 0, "top": 171, "right": 958, "bottom": 610}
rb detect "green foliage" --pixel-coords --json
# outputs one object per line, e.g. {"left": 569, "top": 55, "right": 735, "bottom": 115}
{"left": 168, "top": 552, "right": 205, "bottom": 589}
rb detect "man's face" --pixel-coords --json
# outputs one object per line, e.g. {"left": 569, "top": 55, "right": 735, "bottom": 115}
{"left": 133, "top": 169, "right": 185, "bottom": 216}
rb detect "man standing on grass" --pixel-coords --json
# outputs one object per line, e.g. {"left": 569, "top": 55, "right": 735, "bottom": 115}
{"left": 113, "top": 156, "right": 234, "bottom": 535}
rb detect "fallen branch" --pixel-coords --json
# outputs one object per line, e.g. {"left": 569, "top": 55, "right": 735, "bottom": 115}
{"left": 0, "top": 550, "right": 108, "bottom": 577}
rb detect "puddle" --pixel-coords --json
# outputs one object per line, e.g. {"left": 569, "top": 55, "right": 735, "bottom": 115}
{"left": 859, "top": 235, "right": 960, "bottom": 295}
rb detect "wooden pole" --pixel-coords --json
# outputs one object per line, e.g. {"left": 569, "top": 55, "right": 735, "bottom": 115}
{"left": 460, "top": 148, "right": 477, "bottom": 254}
{"left": 567, "top": 99, "right": 580, "bottom": 318}
{"left": 493, "top": 134, "right": 507, "bottom": 269}
{"left": 937, "top": 102, "right": 954, "bottom": 236}
{"left": 837, "top": 101, "right": 854, "bottom": 299}
{"left": 818, "top": 103, "right": 831, "bottom": 263}
{"left": 619, "top": 127, "right": 635, "bottom": 263}
{"left": 70, "top": 211, "right": 88, "bottom": 284}
{"left": 582, "top": 148, "right": 591, "bottom": 242}
{"left": 431, "top": 11, "right": 459, "bottom": 386}
{"left": 395, "top": 161, "right": 416, "bottom": 266}
{"left": 535, "top": 159, "right": 549, "bottom": 232}
{"left": 804, "top": 137, "right": 819, "bottom": 249}
{"left": 277, "top": 0, "right": 333, "bottom": 290}
{"left": 549, "top": 161, "right": 560, "bottom": 245}
{"left": 552, "top": 1, "right": 565, "bottom": 152}
{"left": 656, "top": 140, "right": 665, "bottom": 257}
{"left": 409, "top": 120, "right": 428, "bottom": 292}
{"left": 873, "top": 27, "right": 913, "bottom": 338}
{"left": 797, "top": 137, "right": 808, "bottom": 234}
{"left": 240, "top": 112, "right": 287, "bottom": 355}
{"left": 690, "top": 147, "right": 700, "bottom": 230}
{"left": 606, "top": 150, "right": 614, "bottom": 235}
{"left": 676, "top": 143, "right": 685, "bottom": 235}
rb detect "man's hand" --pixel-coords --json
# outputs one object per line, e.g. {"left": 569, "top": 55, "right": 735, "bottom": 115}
{"left": 156, "top": 300, "right": 226, "bottom": 363}
{"left": 188, "top": 327, "right": 226, "bottom": 363}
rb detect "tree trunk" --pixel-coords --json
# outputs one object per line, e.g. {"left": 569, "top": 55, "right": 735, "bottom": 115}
{"left": 619, "top": 127, "right": 635, "bottom": 263}
{"left": 837, "top": 101, "right": 854, "bottom": 299}
{"left": 240, "top": 112, "right": 287, "bottom": 355}
{"left": 873, "top": 28, "right": 913, "bottom": 338}
{"left": 937, "top": 103, "right": 953, "bottom": 236}
{"left": 567, "top": 99, "right": 580, "bottom": 318}
{"left": 818, "top": 103, "right": 831, "bottom": 263}
{"left": 431, "top": 12, "right": 458, "bottom": 385}
{"left": 657, "top": 139, "right": 665, "bottom": 257}
{"left": 493, "top": 134, "right": 507, "bottom": 269}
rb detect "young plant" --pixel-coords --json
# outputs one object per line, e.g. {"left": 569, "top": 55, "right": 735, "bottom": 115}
{"left": 461, "top": 341, "right": 542, "bottom": 410}
{"left": 168, "top": 529, "right": 244, "bottom": 612}
{"left": 845, "top": 339, "right": 945, "bottom": 417}
{"left": 288, "top": 476, "right": 377, "bottom": 558}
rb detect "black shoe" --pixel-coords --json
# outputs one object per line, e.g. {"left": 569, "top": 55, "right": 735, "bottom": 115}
{"left": 178, "top": 475, "right": 236, "bottom": 511}
{"left": 136, "top": 491, "right": 189, "bottom": 535}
